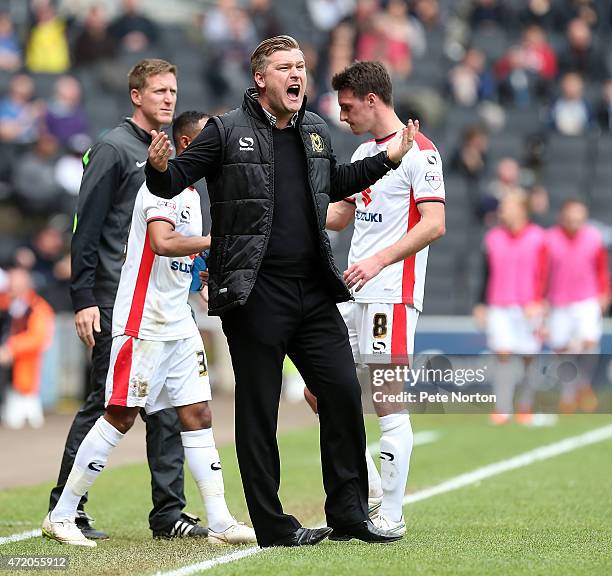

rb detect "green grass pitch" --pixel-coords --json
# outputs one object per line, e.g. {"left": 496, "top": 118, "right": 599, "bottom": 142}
{"left": 1, "top": 414, "right": 611, "bottom": 575}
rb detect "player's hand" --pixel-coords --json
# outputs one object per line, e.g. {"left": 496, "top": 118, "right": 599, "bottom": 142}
{"left": 472, "top": 304, "right": 487, "bottom": 330}
{"left": 344, "top": 255, "right": 385, "bottom": 292}
{"left": 148, "top": 130, "right": 173, "bottom": 172}
{"left": 599, "top": 294, "right": 610, "bottom": 313}
{"left": 75, "top": 306, "right": 101, "bottom": 348}
{"left": 386, "top": 119, "right": 419, "bottom": 164}
{"left": 524, "top": 301, "right": 544, "bottom": 320}
{"left": 199, "top": 270, "right": 209, "bottom": 287}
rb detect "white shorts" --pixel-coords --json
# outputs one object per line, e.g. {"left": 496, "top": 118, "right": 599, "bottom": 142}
{"left": 487, "top": 306, "right": 542, "bottom": 355}
{"left": 338, "top": 301, "right": 419, "bottom": 364}
{"left": 548, "top": 298, "right": 602, "bottom": 351}
{"left": 105, "top": 332, "right": 211, "bottom": 414}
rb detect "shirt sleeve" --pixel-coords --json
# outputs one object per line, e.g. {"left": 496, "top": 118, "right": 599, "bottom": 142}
{"left": 70, "top": 142, "right": 121, "bottom": 313}
{"left": 407, "top": 147, "right": 446, "bottom": 205}
{"left": 142, "top": 186, "right": 179, "bottom": 228}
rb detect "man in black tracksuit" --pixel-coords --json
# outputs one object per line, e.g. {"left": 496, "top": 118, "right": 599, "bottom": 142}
{"left": 145, "top": 36, "right": 415, "bottom": 547}
{"left": 48, "top": 59, "right": 207, "bottom": 539}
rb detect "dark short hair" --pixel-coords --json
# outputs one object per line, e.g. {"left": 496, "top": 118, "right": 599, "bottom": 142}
{"left": 332, "top": 61, "right": 393, "bottom": 106}
{"left": 172, "top": 111, "right": 209, "bottom": 148}
{"left": 250, "top": 35, "right": 300, "bottom": 76}
{"left": 560, "top": 197, "right": 587, "bottom": 211}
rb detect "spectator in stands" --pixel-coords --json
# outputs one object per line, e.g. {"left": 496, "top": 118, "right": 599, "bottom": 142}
{"left": 72, "top": 5, "right": 117, "bottom": 67}
{"left": 355, "top": 0, "right": 413, "bottom": 78}
{"left": 558, "top": 0, "right": 599, "bottom": 29}
{"left": 596, "top": 77, "right": 612, "bottom": 132}
{"left": 44, "top": 76, "right": 89, "bottom": 146}
{"left": 495, "top": 25, "right": 557, "bottom": 106}
{"left": 20, "top": 225, "right": 71, "bottom": 312}
{"left": 202, "top": 0, "right": 257, "bottom": 102}
{"left": 0, "top": 11, "right": 22, "bottom": 72}
{"left": 12, "top": 133, "right": 64, "bottom": 215}
{"left": 481, "top": 157, "right": 525, "bottom": 225}
{"left": 412, "top": 0, "right": 442, "bottom": 31}
{"left": 25, "top": 0, "right": 70, "bottom": 74}
{"left": 527, "top": 184, "right": 555, "bottom": 228}
{"left": 0, "top": 266, "right": 54, "bottom": 429}
{"left": 448, "top": 47, "right": 496, "bottom": 107}
{"left": 109, "top": 0, "right": 159, "bottom": 53}
{"left": 550, "top": 72, "right": 592, "bottom": 136}
{"left": 469, "top": 0, "right": 510, "bottom": 30}
{"left": 55, "top": 133, "right": 90, "bottom": 199}
{"left": 307, "top": 0, "right": 355, "bottom": 32}
{"left": 0, "top": 73, "right": 42, "bottom": 144}
{"left": 248, "top": 0, "right": 281, "bottom": 39}
{"left": 558, "top": 18, "right": 608, "bottom": 81}
{"left": 518, "top": 0, "right": 561, "bottom": 33}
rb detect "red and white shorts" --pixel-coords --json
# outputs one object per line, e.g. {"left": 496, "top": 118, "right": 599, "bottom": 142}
{"left": 338, "top": 301, "right": 419, "bottom": 365}
{"left": 105, "top": 332, "right": 211, "bottom": 414}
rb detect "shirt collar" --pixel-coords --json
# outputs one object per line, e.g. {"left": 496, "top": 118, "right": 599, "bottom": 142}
{"left": 260, "top": 101, "right": 298, "bottom": 128}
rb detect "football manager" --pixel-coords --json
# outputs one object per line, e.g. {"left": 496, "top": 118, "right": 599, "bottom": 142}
{"left": 145, "top": 35, "right": 416, "bottom": 548}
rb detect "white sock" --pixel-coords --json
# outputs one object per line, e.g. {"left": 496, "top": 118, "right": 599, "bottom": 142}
{"left": 181, "top": 428, "right": 234, "bottom": 533}
{"left": 51, "top": 417, "right": 123, "bottom": 522}
{"left": 365, "top": 447, "right": 383, "bottom": 499}
{"left": 379, "top": 413, "right": 413, "bottom": 523}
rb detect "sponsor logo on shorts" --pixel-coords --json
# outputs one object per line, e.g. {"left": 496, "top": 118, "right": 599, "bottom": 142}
{"left": 88, "top": 461, "right": 105, "bottom": 472}
{"left": 380, "top": 451, "right": 395, "bottom": 461}
{"left": 210, "top": 462, "right": 222, "bottom": 471}
{"left": 373, "top": 342, "right": 387, "bottom": 354}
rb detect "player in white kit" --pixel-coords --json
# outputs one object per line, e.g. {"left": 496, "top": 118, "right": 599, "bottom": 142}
{"left": 42, "top": 112, "right": 256, "bottom": 547}
{"left": 305, "top": 61, "right": 445, "bottom": 537}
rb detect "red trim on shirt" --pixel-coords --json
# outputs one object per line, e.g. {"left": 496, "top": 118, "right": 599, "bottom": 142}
{"left": 343, "top": 197, "right": 356, "bottom": 204}
{"left": 125, "top": 230, "right": 155, "bottom": 337}
{"left": 146, "top": 216, "right": 176, "bottom": 228}
{"left": 596, "top": 245, "right": 610, "bottom": 298}
{"left": 376, "top": 132, "right": 397, "bottom": 144}
{"left": 534, "top": 242, "right": 549, "bottom": 301}
{"left": 414, "top": 132, "right": 436, "bottom": 152}
{"left": 401, "top": 189, "right": 421, "bottom": 305}
{"left": 391, "top": 304, "right": 408, "bottom": 362}
{"left": 108, "top": 337, "right": 133, "bottom": 407}
{"left": 415, "top": 197, "right": 445, "bottom": 204}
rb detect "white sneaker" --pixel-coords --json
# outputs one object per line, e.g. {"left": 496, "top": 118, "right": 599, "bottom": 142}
{"left": 42, "top": 513, "right": 96, "bottom": 547}
{"left": 368, "top": 495, "right": 383, "bottom": 519}
{"left": 208, "top": 521, "right": 257, "bottom": 545}
{"left": 372, "top": 513, "right": 407, "bottom": 537}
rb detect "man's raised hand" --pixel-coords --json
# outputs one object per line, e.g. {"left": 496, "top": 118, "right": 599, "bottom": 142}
{"left": 148, "top": 130, "right": 173, "bottom": 172}
{"left": 386, "top": 119, "right": 419, "bottom": 164}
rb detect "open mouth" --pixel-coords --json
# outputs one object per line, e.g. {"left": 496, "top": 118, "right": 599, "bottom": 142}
{"left": 286, "top": 84, "right": 300, "bottom": 101}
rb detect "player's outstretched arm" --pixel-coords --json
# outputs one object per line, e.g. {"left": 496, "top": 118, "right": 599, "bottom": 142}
{"left": 326, "top": 200, "right": 356, "bottom": 231}
{"left": 148, "top": 220, "right": 211, "bottom": 257}
{"left": 344, "top": 202, "right": 445, "bottom": 292}
{"left": 145, "top": 121, "right": 222, "bottom": 199}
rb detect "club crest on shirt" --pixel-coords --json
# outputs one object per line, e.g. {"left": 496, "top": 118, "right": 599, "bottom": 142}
{"left": 425, "top": 171, "right": 442, "bottom": 190}
{"left": 157, "top": 199, "right": 177, "bottom": 211}
{"left": 310, "top": 132, "right": 324, "bottom": 153}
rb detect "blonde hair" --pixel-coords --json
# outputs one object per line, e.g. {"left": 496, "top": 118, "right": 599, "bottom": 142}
{"left": 128, "top": 59, "right": 177, "bottom": 92}
{"left": 250, "top": 35, "right": 300, "bottom": 76}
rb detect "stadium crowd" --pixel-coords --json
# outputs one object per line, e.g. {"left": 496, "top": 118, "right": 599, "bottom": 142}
{"left": 1, "top": 0, "right": 611, "bottom": 424}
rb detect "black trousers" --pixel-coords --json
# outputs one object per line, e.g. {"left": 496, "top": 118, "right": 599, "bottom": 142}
{"left": 48, "top": 307, "right": 186, "bottom": 532}
{"left": 221, "top": 272, "right": 368, "bottom": 546}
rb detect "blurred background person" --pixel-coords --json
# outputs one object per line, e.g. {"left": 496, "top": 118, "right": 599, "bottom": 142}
{"left": 0, "top": 73, "right": 42, "bottom": 144}
{"left": 0, "top": 11, "right": 22, "bottom": 72}
{"left": 109, "top": 0, "right": 159, "bottom": 54}
{"left": 549, "top": 72, "right": 592, "bottom": 136}
{"left": 72, "top": 5, "right": 117, "bottom": 68}
{"left": 0, "top": 266, "right": 54, "bottom": 429}
{"left": 546, "top": 198, "right": 610, "bottom": 413}
{"left": 43, "top": 75, "right": 89, "bottom": 147}
{"left": 473, "top": 191, "right": 547, "bottom": 425}
{"left": 25, "top": 0, "right": 70, "bottom": 74}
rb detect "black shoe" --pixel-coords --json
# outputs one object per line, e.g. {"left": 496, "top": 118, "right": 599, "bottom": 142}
{"left": 329, "top": 519, "right": 402, "bottom": 543}
{"left": 266, "top": 527, "right": 333, "bottom": 548}
{"left": 75, "top": 511, "right": 109, "bottom": 541}
{"left": 153, "top": 512, "right": 209, "bottom": 539}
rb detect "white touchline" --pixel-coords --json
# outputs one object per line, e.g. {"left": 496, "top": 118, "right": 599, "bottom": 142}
{"left": 148, "top": 423, "right": 612, "bottom": 576}
{"left": 3, "top": 424, "right": 612, "bottom": 574}
{"left": 0, "top": 529, "right": 41, "bottom": 545}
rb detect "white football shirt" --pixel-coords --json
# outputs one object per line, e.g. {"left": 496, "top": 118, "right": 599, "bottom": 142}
{"left": 345, "top": 132, "right": 445, "bottom": 311}
{"left": 112, "top": 184, "right": 203, "bottom": 340}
